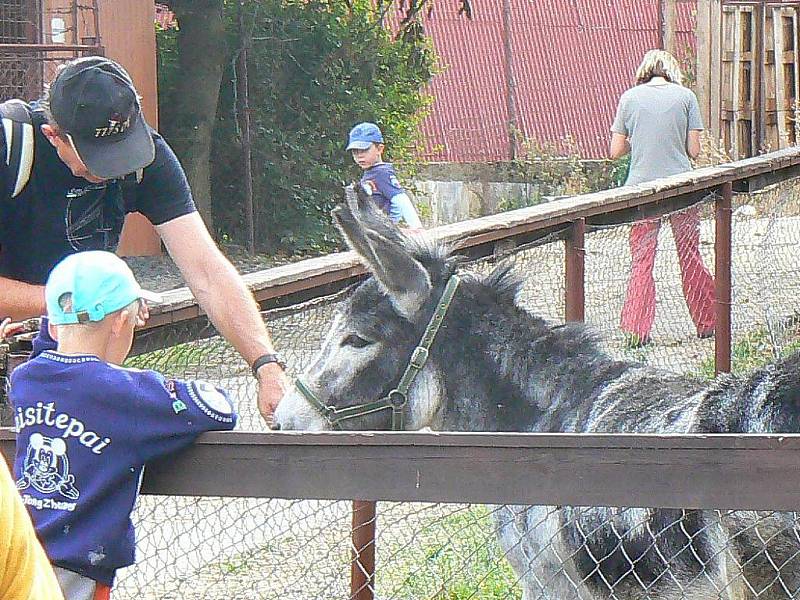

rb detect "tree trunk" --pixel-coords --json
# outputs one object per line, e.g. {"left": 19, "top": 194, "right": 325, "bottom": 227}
{"left": 161, "top": 0, "right": 227, "bottom": 230}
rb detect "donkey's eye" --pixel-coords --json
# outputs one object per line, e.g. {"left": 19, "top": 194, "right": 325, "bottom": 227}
{"left": 341, "top": 334, "right": 372, "bottom": 348}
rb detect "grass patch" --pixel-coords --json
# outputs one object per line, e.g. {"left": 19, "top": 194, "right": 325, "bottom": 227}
{"left": 382, "top": 505, "right": 520, "bottom": 599}
{"left": 125, "top": 337, "right": 236, "bottom": 377}
{"left": 695, "top": 319, "right": 800, "bottom": 379}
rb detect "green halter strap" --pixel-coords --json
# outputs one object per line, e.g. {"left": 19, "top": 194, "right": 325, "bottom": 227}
{"left": 295, "top": 274, "right": 461, "bottom": 431}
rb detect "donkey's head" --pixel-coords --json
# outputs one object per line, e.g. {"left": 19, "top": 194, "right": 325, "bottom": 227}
{"left": 274, "top": 185, "right": 458, "bottom": 431}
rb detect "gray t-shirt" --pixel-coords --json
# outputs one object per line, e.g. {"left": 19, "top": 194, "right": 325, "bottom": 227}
{"left": 611, "top": 82, "right": 703, "bottom": 185}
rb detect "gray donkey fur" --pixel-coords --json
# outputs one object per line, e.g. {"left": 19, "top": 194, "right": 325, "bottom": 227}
{"left": 274, "top": 188, "right": 800, "bottom": 599}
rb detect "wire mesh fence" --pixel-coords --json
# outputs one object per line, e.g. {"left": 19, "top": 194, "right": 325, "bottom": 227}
{"left": 101, "top": 176, "right": 800, "bottom": 599}
{"left": 117, "top": 500, "right": 800, "bottom": 598}
{"left": 0, "top": 0, "right": 101, "bottom": 101}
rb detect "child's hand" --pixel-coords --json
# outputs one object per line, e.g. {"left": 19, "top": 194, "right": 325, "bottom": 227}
{"left": 0, "top": 318, "right": 25, "bottom": 341}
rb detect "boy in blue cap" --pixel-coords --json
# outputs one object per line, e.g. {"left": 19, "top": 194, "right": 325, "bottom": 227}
{"left": 346, "top": 122, "right": 423, "bottom": 230}
{"left": 10, "top": 250, "right": 237, "bottom": 600}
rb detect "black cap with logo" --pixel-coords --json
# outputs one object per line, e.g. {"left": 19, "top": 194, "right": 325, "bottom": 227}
{"left": 48, "top": 57, "right": 155, "bottom": 180}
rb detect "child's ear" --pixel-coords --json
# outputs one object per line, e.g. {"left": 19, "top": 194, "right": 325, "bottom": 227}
{"left": 111, "top": 309, "right": 132, "bottom": 336}
{"left": 47, "top": 321, "right": 59, "bottom": 341}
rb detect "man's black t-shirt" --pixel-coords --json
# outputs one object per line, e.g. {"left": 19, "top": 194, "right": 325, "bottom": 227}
{"left": 0, "top": 104, "right": 196, "bottom": 284}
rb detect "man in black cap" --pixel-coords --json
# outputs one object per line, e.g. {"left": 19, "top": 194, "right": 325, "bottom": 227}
{"left": 0, "top": 56, "right": 287, "bottom": 424}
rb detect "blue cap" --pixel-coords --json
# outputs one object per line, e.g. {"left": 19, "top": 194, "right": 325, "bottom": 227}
{"left": 46, "top": 251, "right": 162, "bottom": 325}
{"left": 346, "top": 122, "right": 383, "bottom": 150}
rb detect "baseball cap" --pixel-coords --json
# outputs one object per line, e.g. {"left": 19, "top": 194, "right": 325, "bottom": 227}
{"left": 48, "top": 57, "right": 155, "bottom": 179}
{"left": 46, "top": 251, "right": 162, "bottom": 325}
{"left": 346, "top": 122, "right": 383, "bottom": 150}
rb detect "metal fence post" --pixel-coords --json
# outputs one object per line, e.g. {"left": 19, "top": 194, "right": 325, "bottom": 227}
{"left": 350, "top": 500, "right": 376, "bottom": 600}
{"left": 565, "top": 218, "right": 586, "bottom": 323}
{"left": 715, "top": 182, "right": 733, "bottom": 374}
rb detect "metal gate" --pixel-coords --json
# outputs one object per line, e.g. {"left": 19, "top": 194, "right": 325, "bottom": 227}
{"left": 0, "top": 0, "right": 103, "bottom": 101}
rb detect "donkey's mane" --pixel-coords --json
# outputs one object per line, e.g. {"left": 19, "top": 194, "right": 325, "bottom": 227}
{"left": 480, "top": 261, "right": 526, "bottom": 305}
{"left": 406, "top": 238, "right": 526, "bottom": 306}
{"left": 402, "top": 238, "right": 607, "bottom": 362}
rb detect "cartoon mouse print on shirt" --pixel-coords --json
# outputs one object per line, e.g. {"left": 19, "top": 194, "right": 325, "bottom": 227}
{"left": 17, "top": 433, "right": 80, "bottom": 500}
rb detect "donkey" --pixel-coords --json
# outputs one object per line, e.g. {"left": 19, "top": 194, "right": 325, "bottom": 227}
{"left": 274, "top": 188, "right": 800, "bottom": 600}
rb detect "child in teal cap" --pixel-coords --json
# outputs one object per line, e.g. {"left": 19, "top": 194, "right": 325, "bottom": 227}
{"left": 347, "top": 122, "right": 423, "bottom": 230}
{"left": 10, "top": 250, "right": 237, "bottom": 600}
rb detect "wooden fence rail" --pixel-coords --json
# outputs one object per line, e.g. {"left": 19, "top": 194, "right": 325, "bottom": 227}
{"left": 3, "top": 429, "right": 800, "bottom": 510}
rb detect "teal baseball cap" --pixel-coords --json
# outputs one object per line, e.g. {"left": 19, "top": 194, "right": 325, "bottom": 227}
{"left": 346, "top": 122, "right": 383, "bottom": 150}
{"left": 46, "top": 251, "right": 162, "bottom": 325}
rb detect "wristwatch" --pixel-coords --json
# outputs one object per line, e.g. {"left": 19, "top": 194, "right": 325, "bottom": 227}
{"left": 251, "top": 353, "right": 286, "bottom": 378}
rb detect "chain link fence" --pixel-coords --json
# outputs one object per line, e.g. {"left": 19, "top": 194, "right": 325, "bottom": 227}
{"left": 0, "top": 1, "right": 101, "bottom": 102}
{"left": 100, "top": 176, "right": 800, "bottom": 599}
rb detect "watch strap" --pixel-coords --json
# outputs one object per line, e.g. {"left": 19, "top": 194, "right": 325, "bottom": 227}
{"left": 251, "top": 353, "right": 286, "bottom": 377}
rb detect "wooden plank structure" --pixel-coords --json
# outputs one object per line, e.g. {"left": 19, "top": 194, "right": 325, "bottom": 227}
{"left": 5, "top": 429, "right": 800, "bottom": 510}
{"left": 698, "top": 0, "right": 800, "bottom": 159}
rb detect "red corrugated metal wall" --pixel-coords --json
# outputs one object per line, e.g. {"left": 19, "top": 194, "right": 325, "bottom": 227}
{"left": 398, "top": 0, "right": 697, "bottom": 161}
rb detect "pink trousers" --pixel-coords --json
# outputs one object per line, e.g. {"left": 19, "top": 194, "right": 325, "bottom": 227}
{"left": 620, "top": 207, "right": 716, "bottom": 339}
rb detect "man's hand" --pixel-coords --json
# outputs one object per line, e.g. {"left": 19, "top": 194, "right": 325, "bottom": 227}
{"left": 0, "top": 318, "right": 25, "bottom": 341}
{"left": 256, "top": 362, "right": 289, "bottom": 427}
{"left": 136, "top": 300, "right": 151, "bottom": 328}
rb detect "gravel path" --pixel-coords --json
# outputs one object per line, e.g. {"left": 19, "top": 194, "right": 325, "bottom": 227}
{"left": 123, "top": 244, "right": 304, "bottom": 294}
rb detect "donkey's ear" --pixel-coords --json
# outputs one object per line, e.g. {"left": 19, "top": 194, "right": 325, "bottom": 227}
{"left": 334, "top": 187, "right": 383, "bottom": 270}
{"left": 362, "top": 228, "right": 432, "bottom": 318}
{"left": 348, "top": 182, "right": 407, "bottom": 245}
{"left": 335, "top": 186, "right": 431, "bottom": 318}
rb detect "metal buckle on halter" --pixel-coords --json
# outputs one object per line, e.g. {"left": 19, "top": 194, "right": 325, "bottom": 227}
{"left": 409, "top": 346, "right": 429, "bottom": 369}
{"left": 388, "top": 390, "right": 407, "bottom": 430}
{"left": 387, "top": 389, "right": 408, "bottom": 409}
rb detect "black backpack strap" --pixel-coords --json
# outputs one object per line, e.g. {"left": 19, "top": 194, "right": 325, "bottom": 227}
{"left": 0, "top": 99, "right": 35, "bottom": 198}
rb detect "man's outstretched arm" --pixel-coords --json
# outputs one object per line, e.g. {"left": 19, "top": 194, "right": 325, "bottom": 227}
{"left": 0, "top": 275, "right": 45, "bottom": 320}
{"left": 157, "top": 212, "right": 289, "bottom": 424}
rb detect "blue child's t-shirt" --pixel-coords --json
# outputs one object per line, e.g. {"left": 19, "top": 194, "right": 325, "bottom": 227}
{"left": 11, "top": 325, "right": 236, "bottom": 586}
{"left": 360, "top": 162, "right": 405, "bottom": 219}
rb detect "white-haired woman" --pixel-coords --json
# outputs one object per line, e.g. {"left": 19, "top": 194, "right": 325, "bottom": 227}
{"left": 610, "top": 49, "right": 715, "bottom": 348}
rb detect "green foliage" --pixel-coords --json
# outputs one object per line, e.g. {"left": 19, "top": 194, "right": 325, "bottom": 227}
{"left": 695, "top": 319, "right": 800, "bottom": 379}
{"left": 383, "top": 506, "right": 520, "bottom": 599}
{"left": 156, "top": 0, "right": 435, "bottom": 254}
{"left": 155, "top": 23, "right": 180, "bottom": 102}
{"left": 610, "top": 154, "right": 630, "bottom": 187}
{"left": 125, "top": 338, "right": 231, "bottom": 376}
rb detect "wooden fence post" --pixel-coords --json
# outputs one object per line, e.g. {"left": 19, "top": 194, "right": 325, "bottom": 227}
{"left": 502, "top": 0, "right": 517, "bottom": 159}
{"left": 350, "top": 500, "right": 376, "bottom": 600}
{"left": 696, "top": 0, "right": 712, "bottom": 129}
{"left": 236, "top": 0, "right": 255, "bottom": 254}
{"left": 660, "top": 0, "right": 677, "bottom": 54}
{"left": 565, "top": 218, "right": 586, "bottom": 323}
